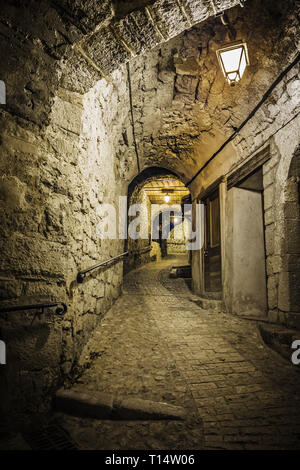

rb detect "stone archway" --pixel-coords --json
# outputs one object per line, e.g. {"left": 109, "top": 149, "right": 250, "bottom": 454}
{"left": 125, "top": 166, "right": 190, "bottom": 270}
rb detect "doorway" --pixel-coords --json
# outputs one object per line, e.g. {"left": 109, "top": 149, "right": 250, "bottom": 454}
{"left": 203, "top": 189, "right": 222, "bottom": 295}
{"left": 226, "top": 166, "right": 267, "bottom": 316}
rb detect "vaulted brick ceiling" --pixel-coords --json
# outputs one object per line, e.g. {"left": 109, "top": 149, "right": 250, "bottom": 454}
{"left": 123, "top": 0, "right": 300, "bottom": 182}
{"left": 57, "top": 0, "right": 298, "bottom": 184}
{"left": 1, "top": 0, "right": 299, "bottom": 185}
{"left": 57, "top": 0, "right": 242, "bottom": 77}
{"left": 144, "top": 177, "right": 190, "bottom": 204}
{"left": 1, "top": 0, "right": 241, "bottom": 125}
{"left": 99, "top": 0, "right": 298, "bottom": 184}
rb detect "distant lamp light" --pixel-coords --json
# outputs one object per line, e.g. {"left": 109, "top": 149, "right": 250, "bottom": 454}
{"left": 216, "top": 41, "right": 249, "bottom": 86}
{"left": 164, "top": 195, "right": 170, "bottom": 203}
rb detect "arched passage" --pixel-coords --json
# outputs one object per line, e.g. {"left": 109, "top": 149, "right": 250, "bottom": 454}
{"left": 125, "top": 166, "right": 191, "bottom": 272}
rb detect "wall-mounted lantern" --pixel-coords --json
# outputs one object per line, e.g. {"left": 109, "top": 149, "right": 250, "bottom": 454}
{"left": 216, "top": 41, "right": 249, "bottom": 86}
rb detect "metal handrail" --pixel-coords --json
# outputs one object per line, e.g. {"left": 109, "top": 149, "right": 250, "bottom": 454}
{"left": 0, "top": 302, "right": 67, "bottom": 314}
{"left": 130, "top": 245, "right": 152, "bottom": 254}
{"left": 0, "top": 302, "right": 67, "bottom": 324}
{"left": 77, "top": 251, "right": 129, "bottom": 283}
{"left": 77, "top": 245, "right": 153, "bottom": 283}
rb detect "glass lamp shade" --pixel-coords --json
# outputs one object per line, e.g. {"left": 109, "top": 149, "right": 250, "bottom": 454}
{"left": 164, "top": 195, "right": 170, "bottom": 203}
{"left": 216, "top": 42, "right": 249, "bottom": 86}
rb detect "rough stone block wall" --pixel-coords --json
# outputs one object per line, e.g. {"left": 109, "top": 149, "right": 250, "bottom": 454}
{"left": 232, "top": 65, "right": 300, "bottom": 328}
{"left": 167, "top": 222, "right": 188, "bottom": 255}
{"left": 278, "top": 147, "right": 300, "bottom": 327}
{"left": 125, "top": 185, "right": 152, "bottom": 273}
{"left": 189, "top": 60, "right": 300, "bottom": 323}
{"left": 47, "top": 76, "right": 130, "bottom": 372}
{"left": 0, "top": 67, "right": 134, "bottom": 423}
{"left": 166, "top": 241, "right": 186, "bottom": 254}
{"left": 262, "top": 145, "right": 281, "bottom": 321}
{"left": 263, "top": 143, "right": 300, "bottom": 328}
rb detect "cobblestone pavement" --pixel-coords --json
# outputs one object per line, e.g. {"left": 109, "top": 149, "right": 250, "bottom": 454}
{"left": 57, "top": 256, "right": 300, "bottom": 450}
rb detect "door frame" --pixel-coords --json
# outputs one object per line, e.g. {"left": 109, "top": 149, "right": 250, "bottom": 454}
{"left": 197, "top": 176, "right": 226, "bottom": 298}
{"left": 203, "top": 187, "right": 221, "bottom": 294}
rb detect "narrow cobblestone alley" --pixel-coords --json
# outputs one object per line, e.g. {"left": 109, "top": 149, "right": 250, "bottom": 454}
{"left": 1, "top": 0, "right": 300, "bottom": 454}
{"left": 56, "top": 256, "right": 300, "bottom": 450}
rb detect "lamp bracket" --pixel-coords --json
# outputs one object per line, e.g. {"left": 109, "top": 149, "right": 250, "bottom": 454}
{"left": 217, "top": 12, "right": 236, "bottom": 40}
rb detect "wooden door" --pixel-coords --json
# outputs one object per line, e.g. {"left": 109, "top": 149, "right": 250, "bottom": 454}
{"left": 204, "top": 189, "right": 222, "bottom": 293}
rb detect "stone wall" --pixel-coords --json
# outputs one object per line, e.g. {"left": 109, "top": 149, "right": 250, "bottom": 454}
{"left": 263, "top": 141, "right": 300, "bottom": 328}
{"left": 190, "top": 60, "right": 300, "bottom": 326}
{"left": 125, "top": 184, "right": 152, "bottom": 273}
{"left": 235, "top": 70, "right": 300, "bottom": 327}
{"left": 282, "top": 147, "right": 300, "bottom": 324}
{"left": 0, "top": 67, "right": 134, "bottom": 424}
{"left": 167, "top": 222, "right": 188, "bottom": 255}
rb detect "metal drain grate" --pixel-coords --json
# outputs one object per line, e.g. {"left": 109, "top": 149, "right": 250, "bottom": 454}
{"left": 23, "top": 423, "right": 79, "bottom": 450}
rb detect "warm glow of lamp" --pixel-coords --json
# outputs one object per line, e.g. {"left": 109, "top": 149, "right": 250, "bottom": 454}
{"left": 216, "top": 42, "right": 249, "bottom": 86}
{"left": 164, "top": 195, "right": 170, "bottom": 203}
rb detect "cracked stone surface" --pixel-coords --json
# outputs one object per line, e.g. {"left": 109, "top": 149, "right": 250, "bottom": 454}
{"left": 56, "top": 256, "right": 300, "bottom": 450}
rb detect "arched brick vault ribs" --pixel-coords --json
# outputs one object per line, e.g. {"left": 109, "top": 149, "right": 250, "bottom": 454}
{"left": 61, "top": 0, "right": 299, "bottom": 190}
{"left": 0, "top": 0, "right": 241, "bottom": 125}
{"left": 1, "top": 0, "right": 299, "bottom": 187}
{"left": 113, "top": 0, "right": 300, "bottom": 189}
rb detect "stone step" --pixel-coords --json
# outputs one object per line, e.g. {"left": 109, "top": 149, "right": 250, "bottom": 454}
{"left": 169, "top": 265, "right": 191, "bottom": 278}
{"left": 258, "top": 323, "right": 300, "bottom": 363}
{"left": 54, "top": 389, "right": 186, "bottom": 421}
{"left": 193, "top": 297, "right": 225, "bottom": 313}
